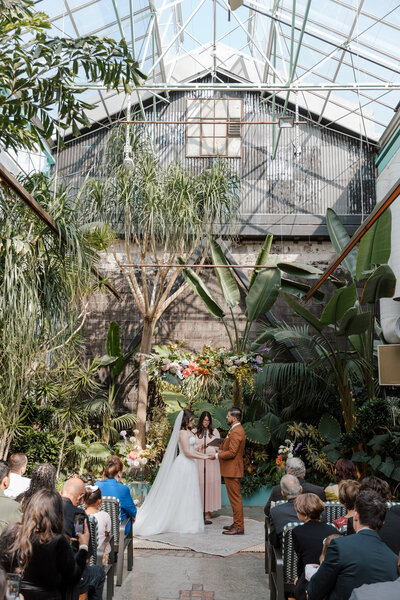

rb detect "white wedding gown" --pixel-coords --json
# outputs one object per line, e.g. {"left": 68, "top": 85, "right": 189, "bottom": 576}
{"left": 133, "top": 426, "right": 204, "bottom": 536}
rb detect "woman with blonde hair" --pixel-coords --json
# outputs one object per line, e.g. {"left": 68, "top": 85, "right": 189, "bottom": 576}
{"left": 291, "top": 493, "right": 339, "bottom": 600}
{"left": 333, "top": 479, "right": 360, "bottom": 530}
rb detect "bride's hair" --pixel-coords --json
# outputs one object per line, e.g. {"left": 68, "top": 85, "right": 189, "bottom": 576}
{"left": 194, "top": 411, "right": 213, "bottom": 438}
{"left": 180, "top": 409, "right": 195, "bottom": 430}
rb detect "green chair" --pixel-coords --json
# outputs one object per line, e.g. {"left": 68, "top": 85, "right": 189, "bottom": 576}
{"left": 100, "top": 496, "right": 134, "bottom": 586}
{"left": 87, "top": 516, "right": 115, "bottom": 600}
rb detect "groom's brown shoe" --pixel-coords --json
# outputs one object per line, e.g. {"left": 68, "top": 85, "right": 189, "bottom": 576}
{"left": 222, "top": 527, "right": 244, "bottom": 535}
{"left": 223, "top": 524, "right": 235, "bottom": 530}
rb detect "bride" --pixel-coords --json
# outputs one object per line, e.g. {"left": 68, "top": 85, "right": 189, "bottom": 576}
{"left": 133, "top": 409, "right": 211, "bottom": 535}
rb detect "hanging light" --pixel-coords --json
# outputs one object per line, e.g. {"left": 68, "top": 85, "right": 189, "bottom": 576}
{"left": 278, "top": 116, "right": 295, "bottom": 129}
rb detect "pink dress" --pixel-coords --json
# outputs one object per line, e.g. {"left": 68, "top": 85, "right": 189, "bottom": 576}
{"left": 194, "top": 428, "right": 221, "bottom": 513}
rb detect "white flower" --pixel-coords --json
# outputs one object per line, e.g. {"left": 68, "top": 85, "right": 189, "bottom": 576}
{"left": 133, "top": 460, "right": 140, "bottom": 467}
{"left": 288, "top": 453, "right": 293, "bottom": 459}
{"left": 130, "top": 436, "right": 136, "bottom": 442}
{"left": 134, "top": 499, "right": 139, "bottom": 505}
{"left": 134, "top": 429, "right": 139, "bottom": 434}
{"left": 120, "top": 430, "right": 127, "bottom": 437}
{"left": 145, "top": 444, "right": 151, "bottom": 449}
{"left": 140, "top": 457, "right": 148, "bottom": 465}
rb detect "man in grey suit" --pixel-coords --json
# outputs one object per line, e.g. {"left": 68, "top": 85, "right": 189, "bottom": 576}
{"left": 269, "top": 474, "right": 301, "bottom": 547}
{"left": 308, "top": 491, "right": 398, "bottom": 600}
{"left": 264, "top": 457, "right": 325, "bottom": 516}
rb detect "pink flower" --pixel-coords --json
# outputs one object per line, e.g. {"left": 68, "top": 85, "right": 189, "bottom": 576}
{"left": 128, "top": 451, "right": 138, "bottom": 460}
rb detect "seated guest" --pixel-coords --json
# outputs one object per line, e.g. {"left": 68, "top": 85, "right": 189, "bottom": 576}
{"left": 0, "top": 460, "right": 22, "bottom": 535}
{"left": 16, "top": 463, "right": 56, "bottom": 509}
{"left": 325, "top": 458, "right": 357, "bottom": 502}
{"left": 346, "top": 476, "right": 400, "bottom": 554}
{"left": 307, "top": 533, "right": 342, "bottom": 576}
{"left": 61, "top": 477, "right": 105, "bottom": 600}
{"left": 269, "top": 475, "right": 302, "bottom": 548}
{"left": 264, "top": 458, "right": 326, "bottom": 516}
{"left": 333, "top": 479, "right": 360, "bottom": 530}
{"left": 307, "top": 490, "right": 398, "bottom": 600}
{"left": 4, "top": 453, "right": 30, "bottom": 499}
{"left": 0, "top": 489, "right": 89, "bottom": 599}
{"left": 84, "top": 484, "right": 111, "bottom": 563}
{"left": 291, "top": 493, "right": 339, "bottom": 600}
{"left": 96, "top": 456, "right": 137, "bottom": 532}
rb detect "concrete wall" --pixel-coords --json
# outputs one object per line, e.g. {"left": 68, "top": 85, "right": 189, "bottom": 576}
{"left": 84, "top": 239, "right": 337, "bottom": 409}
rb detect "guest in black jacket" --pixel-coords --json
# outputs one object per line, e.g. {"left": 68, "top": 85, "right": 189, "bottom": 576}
{"left": 0, "top": 489, "right": 89, "bottom": 600}
{"left": 292, "top": 493, "right": 339, "bottom": 600}
{"left": 346, "top": 476, "right": 400, "bottom": 555}
{"left": 307, "top": 491, "right": 398, "bottom": 600}
{"left": 264, "top": 458, "right": 326, "bottom": 516}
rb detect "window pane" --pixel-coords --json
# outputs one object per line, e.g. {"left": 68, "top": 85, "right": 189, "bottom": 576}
{"left": 229, "top": 100, "right": 242, "bottom": 118}
{"left": 215, "top": 138, "right": 227, "bottom": 155}
{"left": 202, "top": 138, "right": 214, "bottom": 155}
{"left": 215, "top": 99, "right": 228, "bottom": 118}
{"left": 187, "top": 123, "right": 200, "bottom": 136}
{"left": 187, "top": 100, "right": 201, "bottom": 119}
{"left": 201, "top": 100, "right": 214, "bottom": 119}
{"left": 187, "top": 138, "right": 201, "bottom": 156}
{"left": 227, "top": 138, "right": 241, "bottom": 157}
{"left": 202, "top": 124, "right": 214, "bottom": 137}
{"left": 215, "top": 123, "right": 226, "bottom": 137}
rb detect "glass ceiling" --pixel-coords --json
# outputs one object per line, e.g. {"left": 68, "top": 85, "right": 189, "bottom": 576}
{"left": 34, "top": 0, "right": 400, "bottom": 142}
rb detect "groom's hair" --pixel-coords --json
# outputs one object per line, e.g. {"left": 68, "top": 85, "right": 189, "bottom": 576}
{"left": 228, "top": 407, "right": 242, "bottom": 422}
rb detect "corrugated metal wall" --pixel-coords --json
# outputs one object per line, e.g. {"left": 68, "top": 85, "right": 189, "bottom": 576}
{"left": 54, "top": 88, "right": 376, "bottom": 237}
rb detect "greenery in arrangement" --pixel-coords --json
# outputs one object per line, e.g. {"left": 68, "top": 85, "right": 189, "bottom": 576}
{"left": 84, "top": 128, "right": 240, "bottom": 447}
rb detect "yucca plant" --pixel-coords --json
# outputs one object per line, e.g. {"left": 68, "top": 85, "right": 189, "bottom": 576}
{"left": 85, "top": 128, "right": 240, "bottom": 446}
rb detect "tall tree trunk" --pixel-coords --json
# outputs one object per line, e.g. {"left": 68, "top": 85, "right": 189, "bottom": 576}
{"left": 136, "top": 317, "right": 156, "bottom": 447}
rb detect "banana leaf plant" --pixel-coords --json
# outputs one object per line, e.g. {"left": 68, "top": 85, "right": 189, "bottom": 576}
{"left": 87, "top": 322, "right": 137, "bottom": 444}
{"left": 253, "top": 208, "right": 396, "bottom": 436}
{"left": 179, "top": 235, "right": 324, "bottom": 354}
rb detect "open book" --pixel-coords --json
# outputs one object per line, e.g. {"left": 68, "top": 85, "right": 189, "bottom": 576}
{"left": 206, "top": 438, "right": 224, "bottom": 447}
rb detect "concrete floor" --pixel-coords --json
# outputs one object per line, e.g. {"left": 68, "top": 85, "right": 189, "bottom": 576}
{"left": 114, "top": 507, "right": 269, "bottom": 600}
{"left": 114, "top": 551, "right": 268, "bottom": 600}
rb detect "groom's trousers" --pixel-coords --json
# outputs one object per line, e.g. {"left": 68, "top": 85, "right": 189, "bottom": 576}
{"left": 224, "top": 477, "right": 244, "bottom": 530}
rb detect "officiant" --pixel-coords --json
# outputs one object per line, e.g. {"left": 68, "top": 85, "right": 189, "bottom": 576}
{"left": 193, "top": 411, "right": 221, "bottom": 524}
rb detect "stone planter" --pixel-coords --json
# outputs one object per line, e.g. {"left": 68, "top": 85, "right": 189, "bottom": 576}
{"left": 221, "top": 483, "right": 272, "bottom": 507}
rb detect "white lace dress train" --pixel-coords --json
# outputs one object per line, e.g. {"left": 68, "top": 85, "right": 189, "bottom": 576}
{"left": 133, "top": 436, "right": 204, "bottom": 535}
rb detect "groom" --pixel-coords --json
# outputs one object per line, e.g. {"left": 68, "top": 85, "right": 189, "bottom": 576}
{"left": 210, "top": 407, "right": 246, "bottom": 535}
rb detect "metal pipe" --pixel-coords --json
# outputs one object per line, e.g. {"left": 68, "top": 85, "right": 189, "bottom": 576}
{"left": 304, "top": 180, "right": 400, "bottom": 303}
{"left": 119, "top": 263, "right": 277, "bottom": 268}
{"left": 76, "top": 82, "right": 400, "bottom": 91}
{"left": 120, "top": 120, "right": 307, "bottom": 125}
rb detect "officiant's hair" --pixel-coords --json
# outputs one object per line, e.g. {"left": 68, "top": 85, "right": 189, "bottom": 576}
{"left": 180, "top": 409, "right": 195, "bottom": 430}
{"left": 228, "top": 407, "right": 242, "bottom": 422}
{"left": 194, "top": 411, "right": 213, "bottom": 437}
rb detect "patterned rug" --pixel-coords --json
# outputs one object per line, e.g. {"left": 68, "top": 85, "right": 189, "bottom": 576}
{"left": 133, "top": 515, "right": 264, "bottom": 556}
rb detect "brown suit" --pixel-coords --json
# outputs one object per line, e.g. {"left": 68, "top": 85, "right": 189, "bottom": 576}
{"left": 218, "top": 423, "right": 246, "bottom": 530}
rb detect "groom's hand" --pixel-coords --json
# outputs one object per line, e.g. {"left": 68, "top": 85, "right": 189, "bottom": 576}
{"left": 209, "top": 454, "right": 216, "bottom": 460}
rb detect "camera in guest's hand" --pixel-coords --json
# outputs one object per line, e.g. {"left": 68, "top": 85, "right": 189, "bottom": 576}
{"left": 6, "top": 573, "right": 21, "bottom": 600}
{"left": 73, "top": 513, "right": 86, "bottom": 537}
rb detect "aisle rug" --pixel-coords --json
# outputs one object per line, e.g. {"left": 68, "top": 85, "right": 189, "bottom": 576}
{"left": 133, "top": 515, "right": 264, "bottom": 556}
